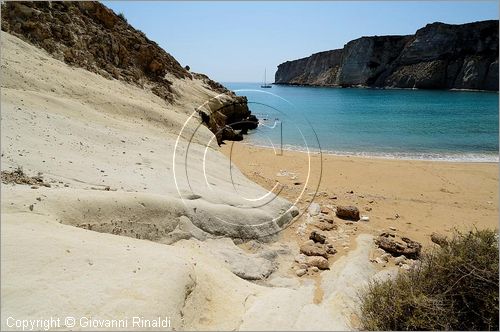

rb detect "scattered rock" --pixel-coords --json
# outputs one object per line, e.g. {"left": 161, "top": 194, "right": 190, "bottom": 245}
{"left": 314, "top": 222, "right": 336, "bottom": 231}
{"left": 394, "top": 255, "right": 407, "bottom": 265}
{"left": 305, "top": 256, "right": 329, "bottom": 270}
{"left": 380, "top": 253, "right": 392, "bottom": 262}
{"left": 326, "top": 244, "right": 337, "bottom": 255}
{"left": 376, "top": 234, "right": 422, "bottom": 259}
{"left": 298, "top": 263, "right": 308, "bottom": 270}
{"left": 360, "top": 215, "right": 370, "bottom": 222}
{"left": 307, "top": 203, "right": 321, "bottom": 216}
{"left": 294, "top": 254, "right": 307, "bottom": 264}
{"left": 389, "top": 227, "right": 397, "bottom": 231}
{"left": 300, "top": 242, "right": 328, "bottom": 258}
{"left": 309, "top": 230, "right": 326, "bottom": 244}
{"left": 29, "top": 204, "right": 34, "bottom": 211}
{"left": 430, "top": 232, "right": 448, "bottom": 247}
{"left": 400, "top": 263, "right": 411, "bottom": 271}
{"left": 336, "top": 205, "right": 360, "bottom": 221}
{"left": 295, "top": 268, "right": 307, "bottom": 277}
{"left": 1, "top": 168, "right": 50, "bottom": 187}
{"left": 311, "top": 266, "right": 319, "bottom": 272}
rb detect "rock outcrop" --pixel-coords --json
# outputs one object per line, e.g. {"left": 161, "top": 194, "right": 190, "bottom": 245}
{"left": 275, "top": 20, "right": 499, "bottom": 91}
{"left": 375, "top": 233, "right": 422, "bottom": 259}
{"left": 1, "top": 1, "right": 255, "bottom": 143}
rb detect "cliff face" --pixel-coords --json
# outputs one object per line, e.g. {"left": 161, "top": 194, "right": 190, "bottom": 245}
{"left": 275, "top": 20, "right": 499, "bottom": 91}
{"left": 1, "top": 1, "right": 255, "bottom": 143}
{"left": 276, "top": 49, "right": 343, "bottom": 85}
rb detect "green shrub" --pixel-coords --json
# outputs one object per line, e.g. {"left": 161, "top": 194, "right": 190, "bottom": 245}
{"left": 118, "top": 12, "right": 127, "bottom": 23}
{"left": 359, "top": 229, "right": 499, "bottom": 330}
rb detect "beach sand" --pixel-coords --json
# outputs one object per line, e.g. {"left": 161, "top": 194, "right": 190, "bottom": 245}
{"left": 221, "top": 143, "right": 499, "bottom": 246}
{"left": 1, "top": 29, "right": 498, "bottom": 331}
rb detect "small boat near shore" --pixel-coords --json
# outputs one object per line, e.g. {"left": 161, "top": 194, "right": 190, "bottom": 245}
{"left": 261, "top": 69, "right": 272, "bottom": 88}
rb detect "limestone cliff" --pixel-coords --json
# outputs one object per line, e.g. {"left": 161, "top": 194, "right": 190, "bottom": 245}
{"left": 275, "top": 20, "right": 499, "bottom": 91}
{"left": 1, "top": 1, "right": 256, "bottom": 143}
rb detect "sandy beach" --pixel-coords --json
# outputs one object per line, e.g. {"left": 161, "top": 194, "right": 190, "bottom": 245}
{"left": 1, "top": 2, "right": 498, "bottom": 330}
{"left": 221, "top": 143, "right": 499, "bottom": 246}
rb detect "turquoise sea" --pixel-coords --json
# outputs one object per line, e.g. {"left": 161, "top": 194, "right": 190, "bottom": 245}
{"left": 224, "top": 82, "right": 499, "bottom": 162}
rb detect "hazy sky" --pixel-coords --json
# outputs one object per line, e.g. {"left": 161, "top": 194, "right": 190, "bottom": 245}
{"left": 105, "top": 1, "right": 498, "bottom": 83}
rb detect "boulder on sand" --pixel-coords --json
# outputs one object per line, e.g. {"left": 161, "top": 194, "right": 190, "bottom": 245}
{"left": 336, "top": 206, "right": 360, "bottom": 221}
{"left": 308, "top": 203, "right": 321, "bottom": 216}
{"left": 305, "top": 256, "right": 329, "bottom": 270}
{"left": 375, "top": 233, "right": 422, "bottom": 259}
{"left": 300, "top": 242, "right": 328, "bottom": 258}
{"left": 309, "top": 230, "right": 326, "bottom": 244}
{"left": 430, "top": 232, "right": 448, "bottom": 247}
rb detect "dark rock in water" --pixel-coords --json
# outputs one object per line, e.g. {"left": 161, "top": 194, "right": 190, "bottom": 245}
{"left": 309, "top": 230, "right": 326, "bottom": 244}
{"left": 275, "top": 20, "right": 498, "bottom": 91}
{"left": 336, "top": 206, "right": 360, "bottom": 221}
{"left": 375, "top": 233, "right": 422, "bottom": 259}
{"left": 198, "top": 98, "right": 256, "bottom": 145}
{"left": 230, "top": 114, "right": 259, "bottom": 131}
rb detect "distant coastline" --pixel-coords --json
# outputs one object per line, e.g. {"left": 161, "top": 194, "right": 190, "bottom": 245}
{"left": 275, "top": 20, "right": 499, "bottom": 91}
{"left": 273, "top": 82, "right": 500, "bottom": 94}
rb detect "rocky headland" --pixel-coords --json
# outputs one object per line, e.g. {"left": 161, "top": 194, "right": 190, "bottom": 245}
{"left": 275, "top": 20, "right": 499, "bottom": 91}
{"left": 1, "top": 1, "right": 257, "bottom": 144}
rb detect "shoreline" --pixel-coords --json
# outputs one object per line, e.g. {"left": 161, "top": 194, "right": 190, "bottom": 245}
{"left": 220, "top": 142, "right": 499, "bottom": 245}
{"left": 233, "top": 141, "right": 500, "bottom": 163}
{"left": 271, "top": 82, "right": 500, "bottom": 94}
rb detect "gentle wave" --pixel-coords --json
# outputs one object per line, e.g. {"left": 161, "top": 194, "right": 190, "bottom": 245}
{"left": 241, "top": 141, "right": 499, "bottom": 163}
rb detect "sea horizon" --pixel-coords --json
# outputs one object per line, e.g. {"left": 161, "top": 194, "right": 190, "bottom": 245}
{"left": 225, "top": 82, "right": 499, "bottom": 162}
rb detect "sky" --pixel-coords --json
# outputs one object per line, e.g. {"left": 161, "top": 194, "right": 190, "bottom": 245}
{"left": 104, "top": 1, "right": 499, "bottom": 83}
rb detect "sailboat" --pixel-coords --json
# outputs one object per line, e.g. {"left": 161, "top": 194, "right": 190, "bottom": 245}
{"left": 261, "top": 69, "right": 272, "bottom": 88}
